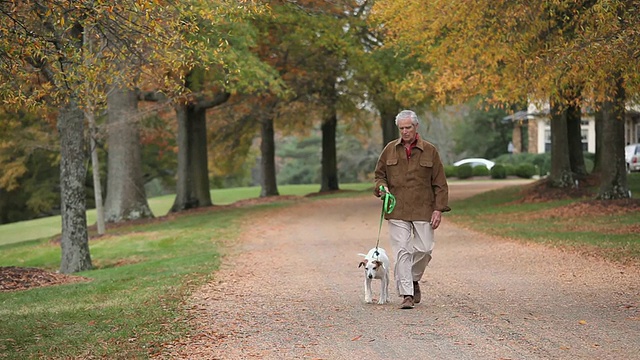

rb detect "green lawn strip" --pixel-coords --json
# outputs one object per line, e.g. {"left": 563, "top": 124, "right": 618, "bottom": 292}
{"left": 0, "top": 217, "right": 62, "bottom": 248}
{"left": 449, "top": 179, "right": 640, "bottom": 265}
{"left": 1, "top": 280, "right": 188, "bottom": 359}
{"left": 0, "top": 207, "right": 250, "bottom": 359}
{"left": 0, "top": 183, "right": 372, "bottom": 246}
{"left": 0, "top": 239, "right": 62, "bottom": 270}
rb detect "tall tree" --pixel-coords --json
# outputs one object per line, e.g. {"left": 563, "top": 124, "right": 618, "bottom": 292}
{"left": 376, "top": 98, "right": 401, "bottom": 146}
{"left": 452, "top": 98, "right": 511, "bottom": 159}
{"left": 58, "top": 94, "right": 93, "bottom": 273}
{"left": 163, "top": 4, "right": 281, "bottom": 210}
{"left": 170, "top": 87, "right": 230, "bottom": 212}
{"left": 0, "top": 1, "right": 256, "bottom": 272}
{"left": 257, "top": 0, "right": 371, "bottom": 193}
{"left": 247, "top": 2, "right": 335, "bottom": 196}
{"left": 259, "top": 101, "right": 279, "bottom": 197}
{"left": 320, "top": 86, "right": 339, "bottom": 192}
{"left": 104, "top": 86, "right": 153, "bottom": 221}
{"left": 598, "top": 74, "right": 629, "bottom": 199}
{"left": 361, "top": 26, "right": 419, "bottom": 147}
{"left": 549, "top": 99, "right": 575, "bottom": 188}
{"left": 0, "top": 2, "right": 96, "bottom": 273}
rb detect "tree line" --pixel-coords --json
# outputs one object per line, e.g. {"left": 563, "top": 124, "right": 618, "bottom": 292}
{"left": 373, "top": 0, "right": 639, "bottom": 197}
{"left": 1, "top": 0, "right": 637, "bottom": 273}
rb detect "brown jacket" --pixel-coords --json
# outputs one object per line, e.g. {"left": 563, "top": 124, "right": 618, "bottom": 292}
{"left": 374, "top": 137, "right": 451, "bottom": 221}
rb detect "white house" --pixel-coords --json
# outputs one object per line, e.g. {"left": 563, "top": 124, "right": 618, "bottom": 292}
{"left": 503, "top": 103, "right": 640, "bottom": 154}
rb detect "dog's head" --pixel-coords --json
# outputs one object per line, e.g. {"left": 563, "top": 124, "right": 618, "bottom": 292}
{"left": 359, "top": 259, "right": 385, "bottom": 279}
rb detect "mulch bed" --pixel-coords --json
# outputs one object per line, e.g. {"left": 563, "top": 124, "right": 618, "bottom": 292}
{"left": 515, "top": 175, "right": 640, "bottom": 217}
{"left": 517, "top": 175, "right": 600, "bottom": 202}
{"left": 0, "top": 266, "right": 90, "bottom": 292}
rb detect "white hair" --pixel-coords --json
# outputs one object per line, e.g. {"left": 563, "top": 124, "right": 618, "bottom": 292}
{"left": 395, "top": 110, "right": 419, "bottom": 126}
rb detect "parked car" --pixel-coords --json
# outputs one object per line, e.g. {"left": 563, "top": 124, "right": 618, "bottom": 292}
{"left": 453, "top": 158, "right": 495, "bottom": 170}
{"left": 625, "top": 143, "right": 640, "bottom": 172}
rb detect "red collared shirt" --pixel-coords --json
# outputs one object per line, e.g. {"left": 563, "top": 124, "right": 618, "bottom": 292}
{"left": 402, "top": 134, "right": 420, "bottom": 159}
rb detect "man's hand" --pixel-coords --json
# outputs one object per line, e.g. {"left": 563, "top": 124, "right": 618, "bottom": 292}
{"left": 430, "top": 210, "right": 442, "bottom": 229}
{"left": 375, "top": 185, "right": 390, "bottom": 197}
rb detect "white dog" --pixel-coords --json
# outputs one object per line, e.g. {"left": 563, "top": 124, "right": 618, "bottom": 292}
{"left": 358, "top": 247, "right": 390, "bottom": 304}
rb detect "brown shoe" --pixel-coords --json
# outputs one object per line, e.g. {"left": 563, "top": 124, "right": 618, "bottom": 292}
{"left": 413, "top": 281, "right": 421, "bottom": 304}
{"left": 400, "top": 295, "right": 414, "bottom": 309}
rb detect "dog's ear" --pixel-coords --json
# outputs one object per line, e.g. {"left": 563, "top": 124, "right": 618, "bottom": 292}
{"left": 373, "top": 260, "right": 383, "bottom": 268}
{"left": 358, "top": 260, "right": 367, "bottom": 268}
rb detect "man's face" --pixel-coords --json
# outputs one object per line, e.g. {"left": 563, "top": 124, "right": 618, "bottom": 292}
{"left": 397, "top": 117, "right": 418, "bottom": 144}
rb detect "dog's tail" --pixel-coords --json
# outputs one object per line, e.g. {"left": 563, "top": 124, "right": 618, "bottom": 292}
{"left": 357, "top": 253, "right": 367, "bottom": 257}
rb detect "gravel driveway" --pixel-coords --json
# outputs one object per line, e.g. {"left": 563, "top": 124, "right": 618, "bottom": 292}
{"left": 158, "top": 180, "right": 640, "bottom": 360}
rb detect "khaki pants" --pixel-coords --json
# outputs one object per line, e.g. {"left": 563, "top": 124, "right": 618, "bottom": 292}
{"left": 388, "top": 219, "right": 434, "bottom": 297}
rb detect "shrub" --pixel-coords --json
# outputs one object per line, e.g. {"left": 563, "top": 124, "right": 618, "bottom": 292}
{"left": 456, "top": 164, "right": 473, "bottom": 179}
{"left": 494, "top": 152, "right": 595, "bottom": 176}
{"left": 503, "top": 164, "right": 516, "bottom": 176}
{"left": 515, "top": 163, "right": 537, "bottom": 178}
{"left": 490, "top": 164, "right": 507, "bottom": 179}
{"left": 532, "top": 153, "right": 551, "bottom": 176}
{"left": 494, "top": 152, "right": 537, "bottom": 166}
{"left": 584, "top": 158, "right": 594, "bottom": 173}
{"left": 472, "top": 165, "right": 490, "bottom": 176}
{"left": 444, "top": 165, "right": 457, "bottom": 178}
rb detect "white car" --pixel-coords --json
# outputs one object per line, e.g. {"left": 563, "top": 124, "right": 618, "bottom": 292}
{"left": 625, "top": 143, "right": 640, "bottom": 173}
{"left": 453, "top": 158, "right": 495, "bottom": 170}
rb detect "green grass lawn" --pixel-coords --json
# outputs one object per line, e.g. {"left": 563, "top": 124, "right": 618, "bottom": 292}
{"left": 447, "top": 172, "right": 640, "bottom": 265}
{"left": 1, "top": 176, "right": 638, "bottom": 359}
{"left": 0, "top": 205, "right": 256, "bottom": 359}
{"left": 0, "top": 183, "right": 372, "bottom": 247}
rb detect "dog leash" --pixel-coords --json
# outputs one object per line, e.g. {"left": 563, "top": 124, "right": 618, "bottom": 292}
{"left": 375, "top": 185, "right": 396, "bottom": 255}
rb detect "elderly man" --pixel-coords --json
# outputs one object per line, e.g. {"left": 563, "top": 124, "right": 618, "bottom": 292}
{"left": 374, "top": 109, "right": 450, "bottom": 309}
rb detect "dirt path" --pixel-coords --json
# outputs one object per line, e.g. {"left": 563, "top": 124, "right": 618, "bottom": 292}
{"left": 158, "top": 180, "right": 640, "bottom": 360}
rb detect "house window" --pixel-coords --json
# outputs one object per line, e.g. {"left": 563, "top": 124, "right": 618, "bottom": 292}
{"left": 544, "top": 125, "right": 589, "bottom": 152}
{"left": 545, "top": 129, "right": 551, "bottom": 152}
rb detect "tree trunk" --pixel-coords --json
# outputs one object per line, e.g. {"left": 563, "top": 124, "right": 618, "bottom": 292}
{"left": 87, "top": 109, "right": 105, "bottom": 235}
{"left": 58, "top": 97, "right": 92, "bottom": 274}
{"left": 188, "top": 105, "right": 213, "bottom": 206}
{"left": 566, "top": 102, "right": 588, "bottom": 178}
{"left": 260, "top": 115, "right": 279, "bottom": 197}
{"left": 320, "top": 107, "right": 339, "bottom": 192}
{"left": 171, "top": 103, "right": 216, "bottom": 211}
{"left": 377, "top": 99, "right": 400, "bottom": 147}
{"left": 548, "top": 99, "right": 574, "bottom": 188}
{"left": 171, "top": 103, "right": 197, "bottom": 212}
{"left": 104, "top": 86, "right": 153, "bottom": 222}
{"left": 169, "top": 70, "right": 229, "bottom": 212}
{"left": 597, "top": 75, "right": 630, "bottom": 200}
